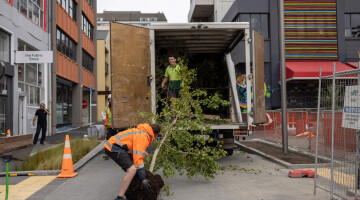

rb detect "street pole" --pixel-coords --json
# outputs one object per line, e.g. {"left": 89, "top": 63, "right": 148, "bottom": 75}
{"left": 90, "top": 85, "right": 92, "bottom": 127}
{"left": 279, "top": 0, "right": 288, "bottom": 153}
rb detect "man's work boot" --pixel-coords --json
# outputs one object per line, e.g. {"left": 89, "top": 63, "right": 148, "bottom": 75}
{"left": 103, "top": 154, "right": 109, "bottom": 160}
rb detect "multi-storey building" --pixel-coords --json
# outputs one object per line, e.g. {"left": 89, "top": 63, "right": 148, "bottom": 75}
{"left": 188, "top": 0, "right": 235, "bottom": 22}
{"left": 0, "top": 0, "right": 51, "bottom": 136}
{"left": 222, "top": 0, "right": 360, "bottom": 109}
{"left": 96, "top": 30, "right": 110, "bottom": 122}
{"left": 51, "top": 0, "right": 97, "bottom": 133}
{"left": 97, "top": 11, "right": 167, "bottom": 30}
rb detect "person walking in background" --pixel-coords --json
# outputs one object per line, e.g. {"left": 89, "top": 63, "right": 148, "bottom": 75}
{"left": 104, "top": 94, "right": 117, "bottom": 159}
{"left": 32, "top": 103, "right": 50, "bottom": 145}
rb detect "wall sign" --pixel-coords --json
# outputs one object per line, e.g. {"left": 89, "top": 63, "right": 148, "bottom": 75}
{"left": 342, "top": 86, "right": 360, "bottom": 129}
{"left": 15, "top": 51, "right": 53, "bottom": 63}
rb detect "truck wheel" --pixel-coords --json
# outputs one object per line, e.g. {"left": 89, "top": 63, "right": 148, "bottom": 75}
{"left": 225, "top": 149, "right": 233, "bottom": 156}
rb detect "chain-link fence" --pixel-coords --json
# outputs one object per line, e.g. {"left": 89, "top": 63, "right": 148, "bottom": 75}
{"left": 249, "top": 65, "right": 360, "bottom": 199}
{"left": 313, "top": 66, "right": 360, "bottom": 199}
{"left": 251, "top": 109, "right": 318, "bottom": 151}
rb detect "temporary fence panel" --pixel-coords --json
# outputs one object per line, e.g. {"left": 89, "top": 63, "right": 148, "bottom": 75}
{"left": 315, "top": 64, "right": 359, "bottom": 200}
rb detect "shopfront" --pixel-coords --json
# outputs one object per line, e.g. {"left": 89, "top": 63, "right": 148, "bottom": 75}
{"left": 0, "top": 28, "right": 14, "bottom": 135}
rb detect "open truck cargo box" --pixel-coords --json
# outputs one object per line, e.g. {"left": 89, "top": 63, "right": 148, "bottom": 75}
{"left": 110, "top": 22, "right": 265, "bottom": 129}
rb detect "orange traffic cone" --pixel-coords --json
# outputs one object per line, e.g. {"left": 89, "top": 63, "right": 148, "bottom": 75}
{"left": 57, "top": 135, "right": 78, "bottom": 178}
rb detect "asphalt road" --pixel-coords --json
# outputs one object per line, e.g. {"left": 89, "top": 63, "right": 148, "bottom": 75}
{"left": 40, "top": 149, "right": 329, "bottom": 200}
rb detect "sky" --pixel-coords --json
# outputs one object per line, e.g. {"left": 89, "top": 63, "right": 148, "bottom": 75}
{"left": 97, "top": 0, "right": 190, "bottom": 23}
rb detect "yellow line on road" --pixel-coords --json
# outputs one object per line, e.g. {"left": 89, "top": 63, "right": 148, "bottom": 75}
{"left": 315, "top": 168, "right": 356, "bottom": 189}
{"left": 0, "top": 176, "right": 56, "bottom": 200}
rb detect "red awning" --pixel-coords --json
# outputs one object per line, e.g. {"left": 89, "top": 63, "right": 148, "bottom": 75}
{"left": 346, "top": 62, "right": 359, "bottom": 68}
{"left": 286, "top": 61, "right": 357, "bottom": 81}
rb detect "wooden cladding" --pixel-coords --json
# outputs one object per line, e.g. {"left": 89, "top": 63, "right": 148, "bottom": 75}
{"left": 56, "top": 1, "right": 78, "bottom": 43}
{"left": 82, "top": 67, "right": 96, "bottom": 89}
{"left": 82, "top": 0, "right": 95, "bottom": 26}
{"left": 57, "top": 51, "right": 79, "bottom": 83}
{"left": 82, "top": 31, "right": 95, "bottom": 58}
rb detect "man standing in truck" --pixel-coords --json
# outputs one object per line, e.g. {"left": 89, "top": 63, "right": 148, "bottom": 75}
{"left": 161, "top": 55, "right": 182, "bottom": 120}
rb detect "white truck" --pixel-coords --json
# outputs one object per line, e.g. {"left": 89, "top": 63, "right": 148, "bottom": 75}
{"left": 109, "top": 22, "right": 266, "bottom": 155}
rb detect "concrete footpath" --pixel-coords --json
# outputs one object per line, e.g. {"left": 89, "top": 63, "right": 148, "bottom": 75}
{"left": 17, "top": 149, "right": 329, "bottom": 200}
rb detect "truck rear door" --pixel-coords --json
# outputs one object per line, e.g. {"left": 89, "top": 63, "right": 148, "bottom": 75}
{"left": 110, "top": 22, "right": 151, "bottom": 128}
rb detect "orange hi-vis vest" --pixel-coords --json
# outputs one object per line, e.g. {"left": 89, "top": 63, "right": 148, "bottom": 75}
{"left": 104, "top": 123, "right": 155, "bottom": 169}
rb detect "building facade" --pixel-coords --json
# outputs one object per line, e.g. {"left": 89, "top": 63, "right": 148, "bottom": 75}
{"left": 188, "top": 0, "right": 235, "bottom": 22}
{"left": 0, "top": 0, "right": 51, "bottom": 136}
{"left": 51, "top": 0, "right": 97, "bottom": 134}
{"left": 222, "top": 0, "right": 360, "bottom": 110}
{"left": 97, "top": 11, "right": 167, "bottom": 30}
{"left": 96, "top": 30, "right": 111, "bottom": 122}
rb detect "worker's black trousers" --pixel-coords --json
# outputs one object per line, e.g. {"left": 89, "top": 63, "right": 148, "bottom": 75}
{"left": 33, "top": 124, "right": 47, "bottom": 144}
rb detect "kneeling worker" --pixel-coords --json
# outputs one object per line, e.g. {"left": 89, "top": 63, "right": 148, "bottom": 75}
{"left": 104, "top": 123, "right": 161, "bottom": 200}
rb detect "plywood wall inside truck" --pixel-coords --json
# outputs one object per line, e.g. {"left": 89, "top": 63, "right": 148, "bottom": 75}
{"left": 110, "top": 23, "right": 151, "bottom": 128}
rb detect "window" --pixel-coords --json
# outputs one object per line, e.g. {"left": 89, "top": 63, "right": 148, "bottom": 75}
{"left": 56, "top": 28, "right": 77, "bottom": 61}
{"left": 97, "top": 17, "right": 103, "bottom": 21}
{"left": 56, "top": 83, "right": 72, "bottom": 124}
{"left": 82, "top": 15, "right": 93, "bottom": 40}
{"left": 140, "top": 17, "right": 157, "bottom": 21}
{"left": 19, "top": 0, "right": 44, "bottom": 28}
{"left": 86, "top": 0, "right": 92, "bottom": 8}
{"left": 0, "top": 30, "right": 10, "bottom": 63}
{"left": 82, "top": 50, "right": 93, "bottom": 72}
{"left": 18, "top": 40, "right": 45, "bottom": 107}
{"left": 345, "top": 14, "right": 360, "bottom": 38}
{"left": 234, "top": 14, "right": 269, "bottom": 38}
{"left": 57, "top": 0, "right": 77, "bottom": 21}
{"left": 0, "top": 97, "right": 6, "bottom": 135}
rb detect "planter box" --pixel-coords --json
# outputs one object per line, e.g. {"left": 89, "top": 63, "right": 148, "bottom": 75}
{"left": 0, "top": 134, "right": 33, "bottom": 155}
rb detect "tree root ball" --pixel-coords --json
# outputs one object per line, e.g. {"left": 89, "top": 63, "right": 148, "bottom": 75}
{"left": 125, "top": 170, "right": 164, "bottom": 200}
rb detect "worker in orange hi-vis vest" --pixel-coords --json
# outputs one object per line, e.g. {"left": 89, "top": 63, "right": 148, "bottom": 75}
{"left": 104, "top": 123, "right": 161, "bottom": 200}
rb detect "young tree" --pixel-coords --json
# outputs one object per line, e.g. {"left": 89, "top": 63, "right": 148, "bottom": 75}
{"left": 141, "top": 58, "right": 229, "bottom": 180}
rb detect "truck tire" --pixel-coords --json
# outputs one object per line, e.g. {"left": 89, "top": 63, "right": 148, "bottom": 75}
{"left": 225, "top": 149, "right": 233, "bottom": 156}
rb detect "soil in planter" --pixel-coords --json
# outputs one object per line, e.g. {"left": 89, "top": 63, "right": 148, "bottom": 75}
{"left": 125, "top": 170, "right": 164, "bottom": 200}
{"left": 243, "top": 142, "right": 327, "bottom": 164}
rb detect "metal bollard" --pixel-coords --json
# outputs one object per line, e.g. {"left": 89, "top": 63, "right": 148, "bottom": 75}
{"left": 2, "top": 155, "right": 12, "bottom": 200}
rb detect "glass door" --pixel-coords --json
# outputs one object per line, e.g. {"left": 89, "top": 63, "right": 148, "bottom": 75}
{"left": 0, "top": 96, "right": 6, "bottom": 135}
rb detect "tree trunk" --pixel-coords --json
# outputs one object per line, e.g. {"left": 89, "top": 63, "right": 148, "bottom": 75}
{"left": 149, "top": 119, "right": 176, "bottom": 173}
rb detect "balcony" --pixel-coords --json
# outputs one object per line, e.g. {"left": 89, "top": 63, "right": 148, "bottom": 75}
{"left": 56, "top": 1, "right": 78, "bottom": 43}
{"left": 82, "top": 67, "right": 96, "bottom": 90}
{"left": 82, "top": 32, "right": 95, "bottom": 58}
{"left": 56, "top": 51, "right": 79, "bottom": 83}
{"left": 188, "top": 0, "right": 214, "bottom": 22}
{"left": 105, "top": 62, "right": 109, "bottom": 74}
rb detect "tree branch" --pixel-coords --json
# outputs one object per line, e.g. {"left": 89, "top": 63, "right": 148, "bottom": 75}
{"left": 149, "top": 118, "right": 177, "bottom": 173}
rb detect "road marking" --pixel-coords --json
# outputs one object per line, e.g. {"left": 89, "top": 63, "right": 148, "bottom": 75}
{"left": 313, "top": 168, "right": 356, "bottom": 189}
{"left": 0, "top": 176, "right": 56, "bottom": 200}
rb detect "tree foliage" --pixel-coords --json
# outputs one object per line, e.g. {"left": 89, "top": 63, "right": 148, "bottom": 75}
{"left": 140, "top": 58, "right": 229, "bottom": 180}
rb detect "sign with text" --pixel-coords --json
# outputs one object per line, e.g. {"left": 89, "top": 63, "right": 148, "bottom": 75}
{"left": 342, "top": 85, "right": 360, "bottom": 129}
{"left": 16, "top": 51, "right": 53, "bottom": 63}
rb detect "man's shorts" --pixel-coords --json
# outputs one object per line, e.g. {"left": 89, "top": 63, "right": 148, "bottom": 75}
{"left": 107, "top": 151, "right": 133, "bottom": 171}
{"left": 169, "top": 89, "right": 180, "bottom": 99}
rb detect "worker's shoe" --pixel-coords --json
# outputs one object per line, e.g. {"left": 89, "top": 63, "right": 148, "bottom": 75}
{"left": 114, "top": 195, "right": 125, "bottom": 200}
{"left": 103, "top": 154, "right": 109, "bottom": 160}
